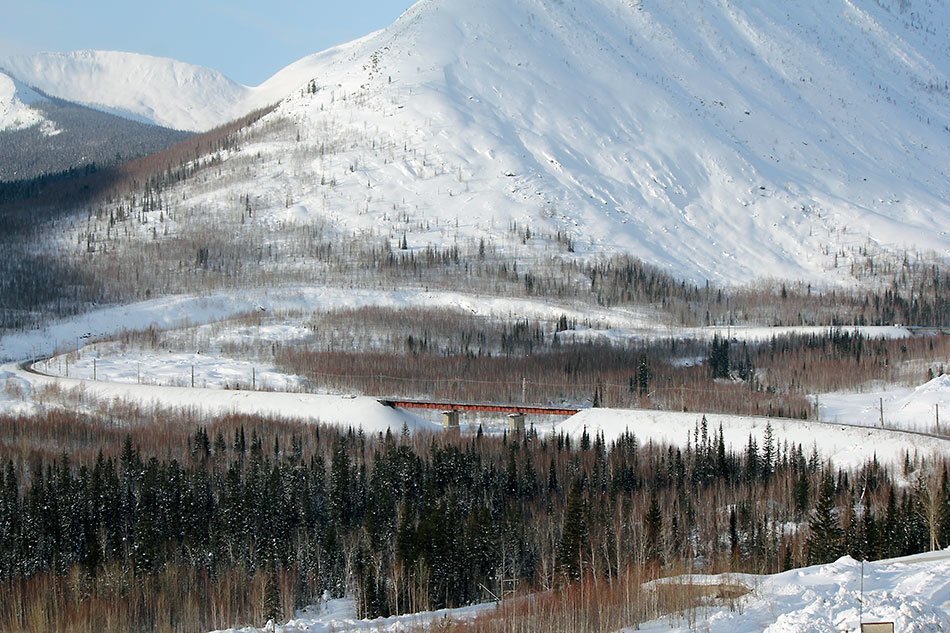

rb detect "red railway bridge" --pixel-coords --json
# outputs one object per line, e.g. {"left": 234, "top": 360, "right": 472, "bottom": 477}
{"left": 379, "top": 399, "right": 582, "bottom": 417}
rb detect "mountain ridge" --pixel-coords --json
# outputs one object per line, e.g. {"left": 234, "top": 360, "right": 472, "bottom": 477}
{"left": 0, "top": 41, "right": 378, "bottom": 132}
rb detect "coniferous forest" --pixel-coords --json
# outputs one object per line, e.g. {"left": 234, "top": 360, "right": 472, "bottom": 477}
{"left": 0, "top": 410, "right": 946, "bottom": 632}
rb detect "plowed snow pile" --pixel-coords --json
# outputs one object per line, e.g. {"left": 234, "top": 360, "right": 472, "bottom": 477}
{"left": 636, "top": 551, "right": 950, "bottom": 632}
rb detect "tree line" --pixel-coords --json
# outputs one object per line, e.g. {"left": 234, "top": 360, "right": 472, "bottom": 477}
{"left": 0, "top": 411, "right": 946, "bottom": 632}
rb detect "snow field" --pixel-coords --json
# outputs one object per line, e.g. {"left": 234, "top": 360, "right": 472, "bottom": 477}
{"left": 6, "top": 363, "right": 436, "bottom": 435}
{"left": 0, "top": 285, "right": 913, "bottom": 365}
{"left": 0, "top": 71, "right": 57, "bottom": 134}
{"left": 36, "top": 346, "right": 310, "bottom": 393}
{"left": 814, "top": 374, "right": 950, "bottom": 434}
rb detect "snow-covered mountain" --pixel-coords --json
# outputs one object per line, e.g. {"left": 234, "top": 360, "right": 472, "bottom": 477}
{"left": 1, "top": 50, "right": 250, "bottom": 132}
{"left": 14, "top": 0, "right": 950, "bottom": 285}
{"left": 200, "top": 0, "right": 950, "bottom": 283}
{"left": 0, "top": 49, "right": 337, "bottom": 133}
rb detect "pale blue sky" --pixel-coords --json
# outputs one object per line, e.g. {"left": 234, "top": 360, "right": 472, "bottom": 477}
{"left": 0, "top": 1, "right": 416, "bottom": 85}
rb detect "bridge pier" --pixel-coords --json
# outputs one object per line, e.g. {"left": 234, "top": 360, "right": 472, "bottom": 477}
{"left": 508, "top": 413, "right": 525, "bottom": 433}
{"left": 442, "top": 410, "right": 460, "bottom": 430}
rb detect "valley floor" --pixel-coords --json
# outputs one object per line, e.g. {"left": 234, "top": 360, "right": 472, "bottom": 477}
{"left": 0, "top": 286, "right": 946, "bottom": 464}
{"left": 0, "top": 288, "right": 947, "bottom": 633}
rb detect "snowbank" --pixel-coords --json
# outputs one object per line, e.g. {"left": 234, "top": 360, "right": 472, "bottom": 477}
{"left": 636, "top": 551, "right": 950, "bottom": 632}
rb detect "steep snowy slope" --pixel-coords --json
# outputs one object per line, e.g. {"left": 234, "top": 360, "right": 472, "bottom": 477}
{"left": 149, "top": 0, "right": 948, "bottom": 284}
{"left": 0, "top": 71, "right": 54, "bottom": 134}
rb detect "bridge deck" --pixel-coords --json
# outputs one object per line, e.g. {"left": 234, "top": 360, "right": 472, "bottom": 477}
{"left": 380, "top": 399, "right": 581, "bottom": 416}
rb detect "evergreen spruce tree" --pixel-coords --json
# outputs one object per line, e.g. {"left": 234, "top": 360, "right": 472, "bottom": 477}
{"left": 881, "top": 486, "right": 899, "bottom": 558}
{"left": 558, "top": 480, "right": 588, "bottom": 580}
{"left": 761, "top": 423, "right": 775, "bottom": 481}
{"left": 644, "top": 492, "right": 664, "bottom": 564}
{"left": 636, "top": 354, "right": 651, "bottom": 396}
{"left": 806, "top": 474, "right": 845, "bottom": 564}
{"left": 716, "top": 424, "right": 728, "bottom": 477}
{"left": 729, "top": 506, "right": 740, "bottom": 564}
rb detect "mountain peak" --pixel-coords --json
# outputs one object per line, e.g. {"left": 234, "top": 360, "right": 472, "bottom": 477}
{"left": 249, "top": 0, "right": 947, "bottom": 283}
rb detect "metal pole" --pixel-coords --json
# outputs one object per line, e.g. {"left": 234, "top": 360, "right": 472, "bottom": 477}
{"left": 859, "top": 559, "right": 864, "bottom": 628}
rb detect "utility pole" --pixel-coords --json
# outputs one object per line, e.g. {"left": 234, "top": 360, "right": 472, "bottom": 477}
{"left": 879, "top": 398, "right": 884, "bottom": 428}
{"left": 937, "top": 404, "right": 940, "bottom": 434}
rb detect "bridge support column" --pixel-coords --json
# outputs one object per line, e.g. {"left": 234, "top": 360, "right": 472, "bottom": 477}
{"left": 442, "top": 410, "right": 460, "bottom": 430}
{"left": 508, "top": 413, "right": 525, "bottom": 433}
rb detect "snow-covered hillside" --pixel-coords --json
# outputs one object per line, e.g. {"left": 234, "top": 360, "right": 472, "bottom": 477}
{"left": 816, "top": 374, "right": 950, "bottom": 433}
{"left": 264, "top": 0, "right": 949, "bottom": 284}
{"left": 6, "top": 0, "right": 948, "bottom": 284}
{"left": 54, "top": 0, "right": 945, "bottom": 285}
{"left": 555, "top": 406, "right": 948, "bottom": 470}
{"left": 0, "top": 71, "right": 56, "bottom": 134}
